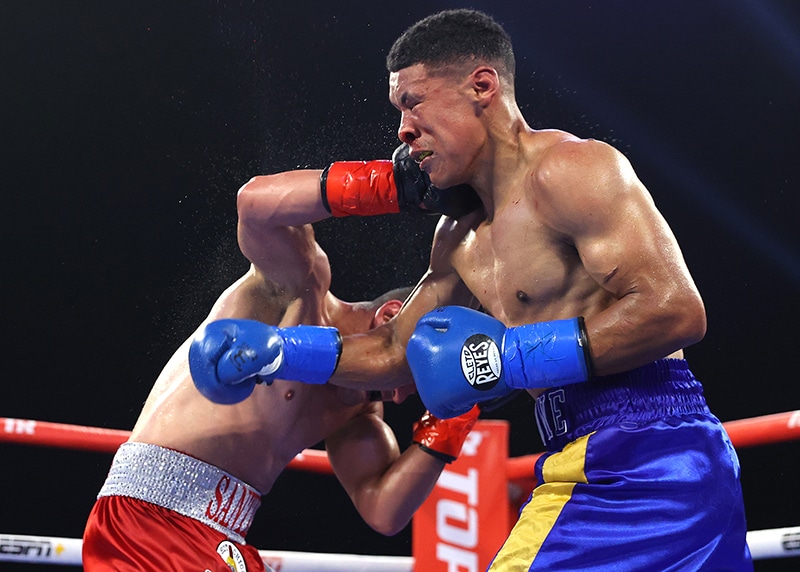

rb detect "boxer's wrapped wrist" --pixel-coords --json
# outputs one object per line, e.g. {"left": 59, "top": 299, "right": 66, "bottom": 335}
{"left": 320, "top": 161, "right": 399, "bottom": 217}
{"left": 411, "top": 406, "right": 480, "bottom": 464}
{"left": 503, "top": 317, "right": 593, "bottom": 389}
{"left": 417, "top": 443, "right": 457, "bottom": 463}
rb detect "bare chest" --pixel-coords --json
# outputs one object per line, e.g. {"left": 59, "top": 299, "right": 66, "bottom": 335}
{"left": 453, "top": 214, "right": 582, "bottom": 325}
{"left": 252, "top": 381, "right": 367, "bottom": 446}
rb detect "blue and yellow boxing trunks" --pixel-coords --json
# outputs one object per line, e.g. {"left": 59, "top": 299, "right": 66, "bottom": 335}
{"left": 489, "top": 358, "right": 753, "bottom": 571}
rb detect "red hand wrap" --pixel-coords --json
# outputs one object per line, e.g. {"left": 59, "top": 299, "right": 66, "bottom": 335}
{"left": 412, "top": 405, "right": 480, "bottom": 463}
{"left": 321, "top": 161, "right": 400, "bottom": 217}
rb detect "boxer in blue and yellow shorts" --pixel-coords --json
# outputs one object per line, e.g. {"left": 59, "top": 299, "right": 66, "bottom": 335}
{"left": 488, "top": 359, "right": 752, "bottom": 571}
{"left": 408, "top": 304, "right": 753, "bottom": 571}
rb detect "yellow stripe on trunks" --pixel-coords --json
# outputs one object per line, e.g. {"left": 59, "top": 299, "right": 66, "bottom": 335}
{"left": 488, "top": 433, "right": 592, "bottom": 570}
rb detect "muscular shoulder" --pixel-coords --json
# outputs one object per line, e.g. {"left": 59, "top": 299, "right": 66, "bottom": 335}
{"left": 529, "top": 134, "right": 641, "bottom": 234}
{"left": 535, "top": 135, "right": 631, "bottom": 191}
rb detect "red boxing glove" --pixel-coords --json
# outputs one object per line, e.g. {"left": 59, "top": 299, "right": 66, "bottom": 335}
{"left": 412, "top": 405, "right": 480, "bottom": 463}
{"left": 320, "top": 144, "right": 482, "bottom": 218}
{"left": 321, "top": 160, "right": 399, "bottom": 216}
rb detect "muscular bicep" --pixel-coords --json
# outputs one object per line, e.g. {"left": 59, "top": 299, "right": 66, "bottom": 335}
{"left": 540, "top": 139, "right": 692, "bottom": 300}
{"left": 236, "top": 170, "right": 332, "bottom": 294}
{"left": 537, "top": 139, "right": 705, "bottom": 370}
{"left": 577, "top": 183, "right": 679, "bottom": 301}
{"left": 326, "top": 408, "right": 400, "bottom": 499}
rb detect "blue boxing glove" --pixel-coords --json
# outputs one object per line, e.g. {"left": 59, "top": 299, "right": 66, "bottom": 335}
{"left": 189, "top": 319, "right": 341, "bottom": 404}
{"left": 407, "top": 306, "right": 593, "bottom": 419}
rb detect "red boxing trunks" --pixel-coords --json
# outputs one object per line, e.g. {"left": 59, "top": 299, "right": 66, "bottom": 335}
{"left": 83, "top": 442, "right": 268, "bottom": 571}
{"left": 489, "top": 359, "right": 753, "bottom": 571}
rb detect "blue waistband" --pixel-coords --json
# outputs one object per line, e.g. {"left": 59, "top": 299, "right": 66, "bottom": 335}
{"left": 534, "top": 358, "right": 710, "bottom": 452}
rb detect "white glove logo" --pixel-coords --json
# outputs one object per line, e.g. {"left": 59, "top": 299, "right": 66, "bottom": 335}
{"left": 460, "top": 334, "right": 502, "bottom": 390}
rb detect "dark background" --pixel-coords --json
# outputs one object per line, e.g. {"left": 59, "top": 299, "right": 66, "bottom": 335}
{"left": 2, "top": 1, "right": 798, "bottom": 570}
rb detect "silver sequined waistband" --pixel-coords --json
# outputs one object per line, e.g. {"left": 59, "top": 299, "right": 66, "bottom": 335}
{"left": 98, "top": 442, "right": 262, "bottom": 544}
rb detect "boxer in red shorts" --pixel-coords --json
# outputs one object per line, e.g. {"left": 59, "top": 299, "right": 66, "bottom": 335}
{"left": 82, "top": 150, "right": 481, "bottom": 570}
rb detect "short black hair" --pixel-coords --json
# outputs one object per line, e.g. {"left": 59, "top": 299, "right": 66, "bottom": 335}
{"left": 386, "top": 9, "right": 515, "bottom": 80}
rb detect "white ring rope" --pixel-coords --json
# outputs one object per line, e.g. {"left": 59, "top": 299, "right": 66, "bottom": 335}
{"left": 1, "top": 528, "right": 797, "bottom": 567}
{"left": 746, "top": 527, "right": 800, "bottom": 561}
{"left": 0, "top": 534, "right": 415, "bottom": 570}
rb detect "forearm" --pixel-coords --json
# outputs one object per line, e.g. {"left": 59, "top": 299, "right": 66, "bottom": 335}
{"left": 586, "top": 288, "right": 706, "bottom": 376}
{"left": 352, "top": 446, "right": 445, "bottom": 536}
{"left": 327, "top": 410, "right": 449, "bottom": 536}
{"left": 330, "top": 269, "right": 471, "bottom": 390}
{"left": 353, "top": 406, "right": 479, "bottom": 534}
{"left": 328, "top": 324, "right": 415, "bottom": 390}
